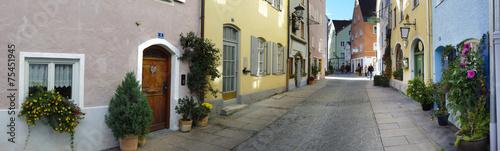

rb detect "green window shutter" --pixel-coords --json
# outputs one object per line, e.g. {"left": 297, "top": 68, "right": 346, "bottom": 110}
{"left": 266, "top": 41, "right": 272, "bottom": 75}
{"left": 282, "top": 46, "right": 287, "bottom": 74}
{"left": 272, "top": 42, "right": 278, "bottom": 75}
{"left": 250, "top": 35, "right": 258, "bottom": 76}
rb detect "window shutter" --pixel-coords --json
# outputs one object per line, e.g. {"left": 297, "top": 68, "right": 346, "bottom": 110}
{"left": 250, "top": 36, "right": 258, "bottom": 76}
{"left": 272, "top": 42, "right": 278, "bottom": 74}
{"left": 282, "top": 46, "right": 287, "bottom": 74}
{"left": 279, "top": 0, "right": 283, "bottom": 10}
{"left": 266, "top": 41, "right": 272, "bottom": 75}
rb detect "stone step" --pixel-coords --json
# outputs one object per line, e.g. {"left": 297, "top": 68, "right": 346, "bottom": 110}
{"left": 220, "top": 100, "right": 248, "bottom": 116}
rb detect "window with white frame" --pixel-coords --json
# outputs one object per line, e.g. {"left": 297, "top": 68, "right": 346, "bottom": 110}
{"left": 360, "top": 28, "right": 363, "bottom": 36}
{"left": 373, "top": 42, "right": 378, "bottom": 50}
{"left": 341, "top": 41, "right": 345, "bottom": 47}
{"left": 341, "top": 53, "right": 345, "bottom": 58}
{"left": 358, "top": 14, "right": 360, "bottom": 21}
{"left": 360, "top": 44, "right": 363, "bottom": 52}
{"left": 355, "top": 31, "right": 358, "bottom": 39}
{"left": 393, "top": 7, "right": 397, "bottom": 29}
{"left": 21, "top": 52, "right": 85, "bottom": 107}
{"left": 258, "top": 38, "right": 266, "bottom": 74}
{"left": 373, "top": 25, "right": 377, "bottom": 34}
{"left": 354, "top": 19, "right": 356, "bottom": 24}
{"left": 275, "top": 43, "right": 285, "bottom": 74}
{"left": 399, "top": 1, "right": 403, "bottom": 22}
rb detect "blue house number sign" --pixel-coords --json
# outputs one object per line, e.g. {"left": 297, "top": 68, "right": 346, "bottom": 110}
{"left": 158, "top": 33, "right": 164, "bottom": 39}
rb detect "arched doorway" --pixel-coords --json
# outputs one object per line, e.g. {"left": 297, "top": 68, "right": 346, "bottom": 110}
{"left": 414, "top": 40, "right": 424, "bottom": 80}
{"left": 395, "top": 44, "right": 403, "bottom": 80}
{"left": 142, "top": 45, "right": 171, "bottom": 131}
{"left": 294, "top": 53, "right": 303, "bottom": 87}
{"left": 222, "top": 25, "right": 239, "bottom": 100}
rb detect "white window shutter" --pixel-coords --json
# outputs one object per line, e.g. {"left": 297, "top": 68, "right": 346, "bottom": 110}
{"left": 279, "top": 0, "right": 283, "bottom": 10}
{"left": 250, "top": 36, "right": 258, "bottom": 76}
{"left": 272, "top": 42, "right": 278, "bottom": 74}
{"left": 266, "top": 41, "right": 272, "bottom": 75}
{"left": 282, "top": 46, "right": 287, "bottom": 74}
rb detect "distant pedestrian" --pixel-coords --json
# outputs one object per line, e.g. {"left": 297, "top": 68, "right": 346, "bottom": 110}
{"left": 368, "top": 64, "right": 374, "bottom": 80}
{"left": 341, "top": 65, "right": 344, "bottom": 74}
{"left": 364, "top": 65, "right": 368, "bottom": 78}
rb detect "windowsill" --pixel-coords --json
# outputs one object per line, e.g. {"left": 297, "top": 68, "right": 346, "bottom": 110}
{"left": 412, "top": 4, "right": 419, "bottom": 10}
{"left": 291, "top": 34, "right": 307, "bottom": 44}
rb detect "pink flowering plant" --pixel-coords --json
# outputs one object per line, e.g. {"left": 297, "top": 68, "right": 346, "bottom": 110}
{"left": 447, "top": 41, "right": 489, "bottom": 145}
{"left": 406, "top": 77, "right": 434, "bottom": 105}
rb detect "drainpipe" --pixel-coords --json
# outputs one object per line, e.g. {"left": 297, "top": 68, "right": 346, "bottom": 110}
{"left": 491, "top": 0, "right": 499, "bottom": 149}
{"left": 201, "top": 0, "right": 205, "bottom": 38}
{"left": 307, "top": 0, "right": 311, "bottom": 79}
{"left": 426, "top": 0, "right": 431, "bottom": 83}
{"left": 286, "top": 0, "right": 290, "bottom": 91}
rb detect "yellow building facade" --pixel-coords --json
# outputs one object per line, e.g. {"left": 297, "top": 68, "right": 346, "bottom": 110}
{"left": 390, "top": 0, "right": 433, "bottom": 89}
{"left": 204, "top": 0, "right": 289, "bottom": 104}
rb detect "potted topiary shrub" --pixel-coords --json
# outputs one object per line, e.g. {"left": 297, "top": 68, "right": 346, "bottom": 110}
{"left": 105, "top": 72, "right": 153, "bottom": 151}
{"left": 311, "top": 64, "right": 319, "bottom": 78}
{"left": 175, "top": 96, "right": 196, "bottom": 132}
{"left": 192, "top": 102, "right": 212, "bottom": 127}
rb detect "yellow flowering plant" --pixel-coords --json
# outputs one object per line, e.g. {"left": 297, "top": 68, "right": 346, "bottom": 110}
{"left": 192, "top": 102, "right": 212, "bottom": 120}
{"left": 18, "top": 85, "right": 85, "bottom": 150}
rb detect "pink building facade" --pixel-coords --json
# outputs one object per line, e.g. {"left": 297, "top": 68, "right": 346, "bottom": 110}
{"left": 308, "top": 0, "right": 327, "bottom": 79}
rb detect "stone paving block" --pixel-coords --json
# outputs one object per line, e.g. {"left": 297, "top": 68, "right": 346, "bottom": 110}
{"left": 209, "top": 136, "right": 245, "bottom": 149}
{"left": 258, "top": 115, "right": 280, "bottom": 121}
{"left": 378, "top": 123, "right": 399, "bottom": 130}
{"left": 198, "top": 125, "right": 224, "bottom": 134}
{"left": 138, "top": 143, "right": 188, "bottom": 151}
{"left": 215, "top": 129, "right": 252, "bottom": 141}
{"left": 405, "top": 134, "right": 431, "bottom": 144}
{"left": 221, "top": 120, "right": 248, "bottom": 128}
{"left": 174, "top": 139, "right": 229, "bottom": 151}
{"left": 375, "top": 113, "right": 393, "bottom": 119}
{"left": 242, "top": 123, "right": 268, "bottom": 131}
{"left": 381, "top": 136, "right": 409, "bottom": 146}
{"left": 380, "top": 127, "right": 425, "bottom": 137}
{"left": 397, "top": 121, "right": 418, "bottom": 128}
{"left": 376, "top": 117, "right": 411, "bottom": 124}
{"left": 384, "top": 141, "right": 440, "bottom": 151}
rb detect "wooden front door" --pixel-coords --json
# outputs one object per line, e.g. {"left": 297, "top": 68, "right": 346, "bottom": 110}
{"left": 142, "top": 46, "right": 171, "bottom": 131}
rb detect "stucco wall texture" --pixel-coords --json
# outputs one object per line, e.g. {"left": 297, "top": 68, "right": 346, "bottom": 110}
{"left": 432, "top": 0, "right": 489, "bottom": 52}
{"left": 309, "top": 0, "right": 327, "bottom": 79}
{"left": 0, "top": 0, "right": 198, "bottom": 109}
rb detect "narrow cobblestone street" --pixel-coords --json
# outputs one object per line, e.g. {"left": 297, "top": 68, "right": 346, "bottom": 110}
{"left": 125, "top": 72, "right": 458, "bottom": 151}
{"left": 234, "top": 73, "right": 383, "bottom": 150}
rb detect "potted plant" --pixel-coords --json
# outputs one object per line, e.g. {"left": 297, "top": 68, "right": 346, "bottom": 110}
{"left": 105, "top": 72, "right": 154, "bottom": 151}
{"left": 406, "top": 77, "right": 433, "bottom": 111}
{"left": 192, "top": 102, "right": 212, "bottom": 127}
{"left": 311, "top": 64, "right": 319, "bottom": 78}
{"left": 307, "top": 76, "right": 315, "bottom": 85}
{"left": 19, "top": 85, "right": 85, "bottom": 151}
{"left": 430, "top": 81, "right": 450, "bottom": 126}
{"left": 178, "top": 32, "right": 221, "bottom": 105}
{"left": 175, "top": 96, "right": 196, "bottom": 132}
{"left": 447, "top": 41, "right": 489, "bottom": 150}
{"left": 393, "top": 66, "right": 403, "bottom": 81}
{"left": 289, "top": 73, "right": 296, "bottom": 78}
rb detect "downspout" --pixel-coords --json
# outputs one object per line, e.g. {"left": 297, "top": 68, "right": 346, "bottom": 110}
{"left": 286, "top": 0, "right": 290, "bottom": 91}
{"left": 491, "top": 0, "right": 499, "bottom": 149}
{"left": 307, "top": 0, "right": 311, "bottom": 79}
{"left": 426, "top": 0, "right": 431, "bottom": 83}
{"left": 201, "top": 0, "right": 205, "bottom": 38}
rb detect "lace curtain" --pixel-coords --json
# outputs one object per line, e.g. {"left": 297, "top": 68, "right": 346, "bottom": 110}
{"left": 29, "top": 64, "right": 72, "bottom": 88}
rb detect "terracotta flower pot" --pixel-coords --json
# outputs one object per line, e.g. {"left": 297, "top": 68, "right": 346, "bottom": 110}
{"left": 308, "top": 80, "right": 314, "bottom": 85}
{"left": 179, "top": 119, "right": 193, "bottom": 132}
{"left": 119, "top": 134, "right": 138, "bottom": 151}
{"left": 195, "top": 116, "right": 209, "bottom": 127}
{"left": 138, "top": 135, "right": 147, "bottom": 147}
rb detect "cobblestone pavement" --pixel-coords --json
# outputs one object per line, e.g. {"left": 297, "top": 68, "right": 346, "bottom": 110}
{"left": 234, "top": 73, "right": 384, "bottom": 151}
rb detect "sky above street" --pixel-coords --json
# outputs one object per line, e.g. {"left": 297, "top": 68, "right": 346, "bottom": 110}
{"left": 325, "top": 0, "right": 355, "bottom": 20}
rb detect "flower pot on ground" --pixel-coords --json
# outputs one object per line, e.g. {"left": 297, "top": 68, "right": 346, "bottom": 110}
{"left": 456, "top": 136, "right": 487, "bottom": 151}
{"left": 179, "top": 119, "right": 193, "bottom": 132}
{"left": 406, "top": 77, "right": 435, "bottom": 111}
{"left": 307, "top": 76, "right": 315, "bottom": 85}
{"left": 138, "top": 135, "right": 147, "bottom": 147}
{"left": 105, "top": 72, "right": 154, "bottom": 151}
{"left": 192, "top": 102, "right": 212, "bottom": 127}
{"left": 447, "top": 40, "right": 490, "bottom": 149}
{"left": 175, "top": 96, "right": 196, "bottom": 132}
{"left": 119, "top": 134, "right": 139, "bottom": 151}
{"left": 437, "top": 114, "right": 450, "bottom": 126}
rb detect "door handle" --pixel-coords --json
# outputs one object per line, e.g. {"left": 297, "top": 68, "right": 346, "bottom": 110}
{"left": 163, "top": 81, "right": 167, "bottom": 94}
